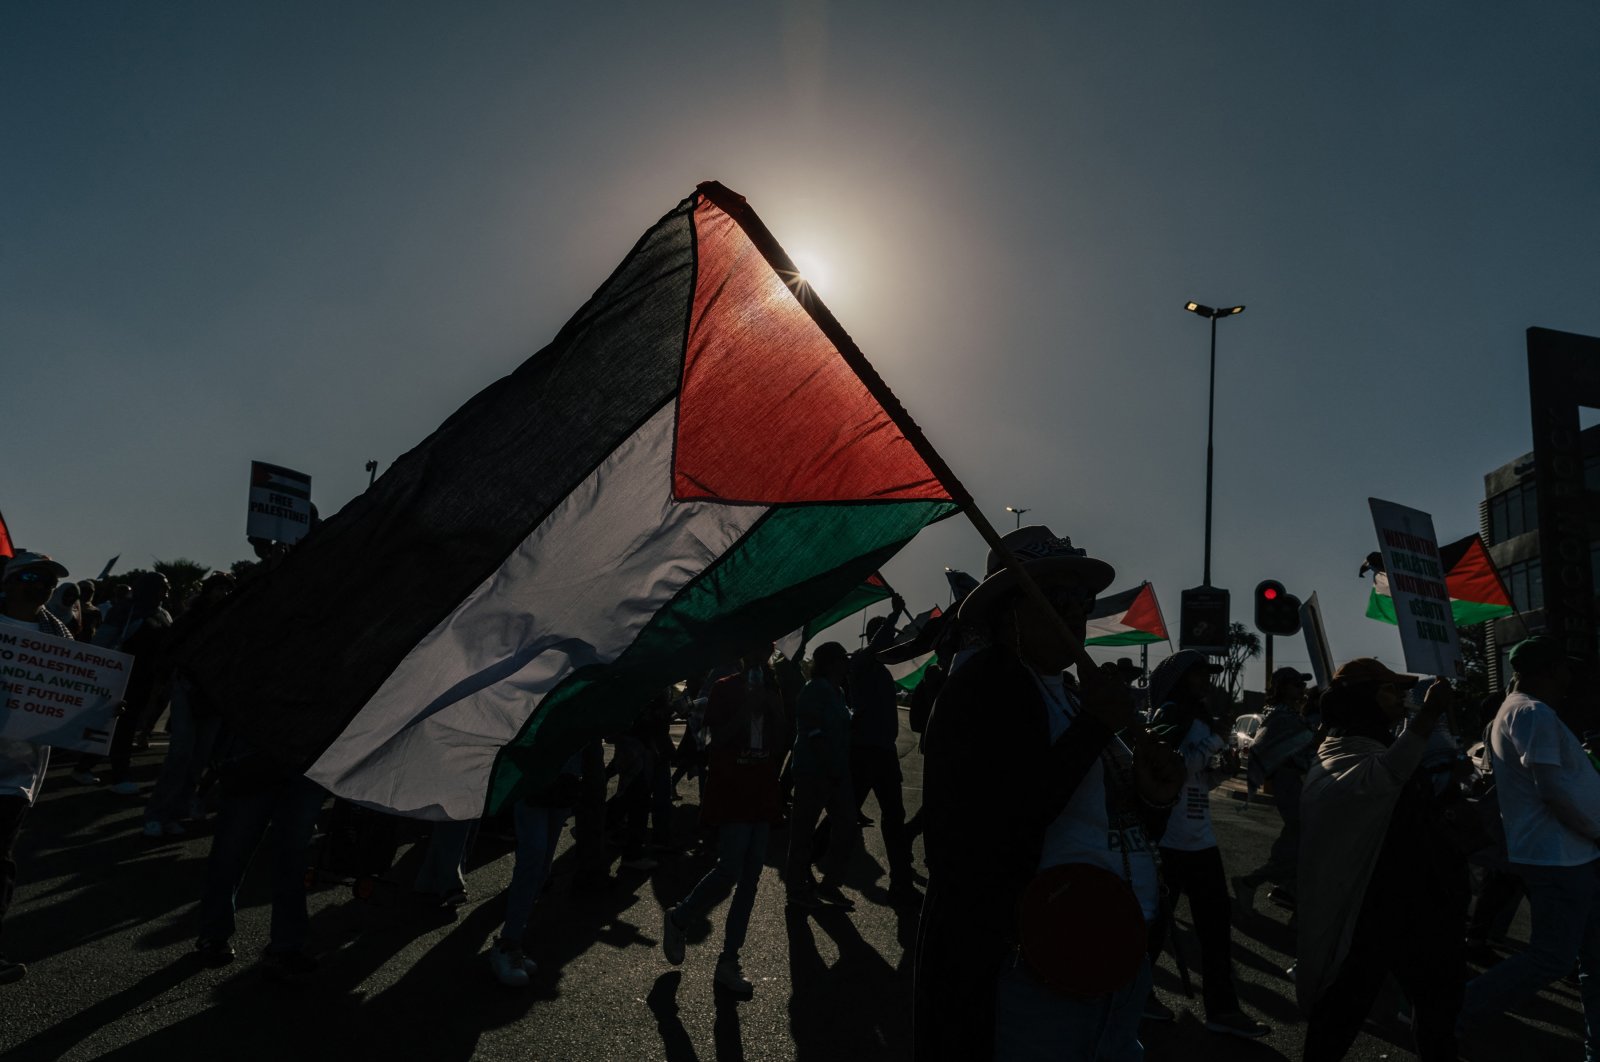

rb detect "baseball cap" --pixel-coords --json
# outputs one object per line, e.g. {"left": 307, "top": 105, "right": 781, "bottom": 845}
{"left": 1331, "top": 657, "right": 1421, "bottom": 688}
{"left": 3, "top": 551, "right": 69, "bottom": 581}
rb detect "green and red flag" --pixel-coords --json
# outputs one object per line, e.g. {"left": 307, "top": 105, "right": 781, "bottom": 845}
{"left": 775, "top": 571, "right": 893, "bottom": 660}
{"left": 886, "top": 604, "right": 943, "bottom": 690}
{"left": 1084, "top": 582, "right": 1168, "bottom": 646}
{"left": 1367, "top": 533, "right": 1513, "bottom": 626}
{"left": 176, "top": 183, "right": 961, "bottom": 820}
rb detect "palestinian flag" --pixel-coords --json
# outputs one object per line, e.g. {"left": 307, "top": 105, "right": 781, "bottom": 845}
{"left": 1367, "top": 533, "right": 1513, "bottom": 626}
{"left": 775, "top": 571, "right": 893, "bottom": 660}
{"left": 887, "top": 605, "right": 943, "bottom": 690}
{"left": 176, "top": 182, "right": 961, "bottom": 820}
{"left": 0, "top": 507, "right": 12, "bottom": 559}
{"left": 1084, "top": 582, "right": 1168, "bottom": 646}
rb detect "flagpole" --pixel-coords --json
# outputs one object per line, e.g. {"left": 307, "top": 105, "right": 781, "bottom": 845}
{"left": 699, "top": 182, "right": 1109, "bottom": 689}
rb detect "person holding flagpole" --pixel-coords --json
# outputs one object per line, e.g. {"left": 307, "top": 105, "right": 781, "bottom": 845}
{"left": 915, "top": 526, "right": 1183, "bottom": 1062}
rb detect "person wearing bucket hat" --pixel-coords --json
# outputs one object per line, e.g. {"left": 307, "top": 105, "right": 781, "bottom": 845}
{"left": 914, "top": 526, "right": 1184, "bottom": 1062}
{"left": 1461, "top": 636, "right": 1600, "bottom": 1049}
{"left": 1295, "top": 660, "right": 1463, "bottom": 1060}
{"left": 1142, "top": 651, "right": 1266, "bottom": 1038}
{"left": 0, "top": 551, "right": 75, "bottom": 984}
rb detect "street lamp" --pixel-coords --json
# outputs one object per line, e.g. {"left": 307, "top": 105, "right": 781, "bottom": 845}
{"left": 1005, "top": 505, "right": 1029, "bottom": 529}
{"left": 1183, "top": 301, "right": 1245, "bottom": 587}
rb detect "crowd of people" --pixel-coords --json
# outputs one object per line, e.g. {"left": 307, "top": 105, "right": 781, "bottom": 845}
{"left": 2, "top": 528, "right": 1599, "bottom": 1061}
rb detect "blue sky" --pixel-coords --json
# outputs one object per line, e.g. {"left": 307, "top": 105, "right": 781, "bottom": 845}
{"left": 5, "top": 1, "right": 1598, "bottom": 688}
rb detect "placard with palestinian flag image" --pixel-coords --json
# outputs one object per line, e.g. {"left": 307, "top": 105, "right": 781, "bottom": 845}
{"left": 176, "top": 183, "right": 963, "bottom": 820}
{"left": 1367, "top": 533, "right": 1514, "bottom": 627}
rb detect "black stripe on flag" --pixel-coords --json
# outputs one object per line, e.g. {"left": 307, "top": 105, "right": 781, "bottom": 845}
{"left": 176, "top": 193, "right": 701, "bottom": 769}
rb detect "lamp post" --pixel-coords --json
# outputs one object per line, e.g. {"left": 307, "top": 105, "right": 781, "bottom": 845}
{"left": 1183, "top": 301, "right": 1244, "bottom": 587}
{"left": 1005, "top": 505, "right": 1029, "bottom": 529}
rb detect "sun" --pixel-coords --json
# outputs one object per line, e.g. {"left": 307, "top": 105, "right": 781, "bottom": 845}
{"left": 789, "top": 250, "right": 831, "bottom": 295}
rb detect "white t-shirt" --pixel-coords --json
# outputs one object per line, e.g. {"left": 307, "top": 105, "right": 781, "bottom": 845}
{"left": 1491, "top": 691, "right": 1600, "bottom": 867}
{"left": 0, "top": 612, "right": 52, "bottom": 804}
{"left": 1161, "top": 717, "right": 1226, "bottom": 851}
{"left": 1033, "top": 672, "right": 1161, "bottom": 920}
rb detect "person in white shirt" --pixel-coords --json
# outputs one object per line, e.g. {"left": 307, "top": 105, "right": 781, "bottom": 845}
{"left": 1142, "top": 650, "right": 1268, "bottom": 1038}
{"left": 0, "top": 551, "right": 76, "bottom": 984}
{"left": 1461, "top": 636, "right": 1600, "bottom": 1054}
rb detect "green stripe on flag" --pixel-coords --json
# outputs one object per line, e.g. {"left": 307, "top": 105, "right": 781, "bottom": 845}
{"left": 1083, "top": 630, "right": 1165, "bottom": 647}
{"left": 892, "top": 655, "right": 935, "bottom": 691}
{"left": 487, "top": 498, "right": 957, "bottom": 811}
{"left": 1367, "top": 587, "right": 1399, "bottom": 624}
{"left": 1450, "top": 599, "right": 1515, "bottom": 625}
{"left": 805, "top": 580, "right": 894, "bottom": 640}
{"left": 1368, "top": 587, "right": 1513, "bottom": 627}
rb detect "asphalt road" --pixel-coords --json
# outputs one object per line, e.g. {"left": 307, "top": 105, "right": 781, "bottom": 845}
{"left": 0, "top": 713, "right": 1585, "bottom": 1061}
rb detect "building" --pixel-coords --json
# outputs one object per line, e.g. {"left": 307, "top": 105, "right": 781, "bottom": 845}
{"left": 1480, "top": 422, "right": 1600, "bottom": 693}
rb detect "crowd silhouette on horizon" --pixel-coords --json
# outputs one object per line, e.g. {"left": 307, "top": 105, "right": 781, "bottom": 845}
{"left": 3, "top": 525, "right": 1599, "bottom": 1062}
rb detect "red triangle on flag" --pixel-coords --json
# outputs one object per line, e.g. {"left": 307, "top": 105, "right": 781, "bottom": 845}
{"left": 672, "top": 193, "right": 951, "bottom": 505}
{"left": 0, "top": 507, "right": 13, "bottom": 560}
{"left": 1121, "top": 583, "right": 1167, "bottom": 638}
{"left": 1445, "top": 534, "right": 1513, "bottom": 608}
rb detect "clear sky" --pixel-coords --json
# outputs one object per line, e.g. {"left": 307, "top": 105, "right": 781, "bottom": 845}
{"left": 6, "top": 2, "right": 1598, "bottom": 690}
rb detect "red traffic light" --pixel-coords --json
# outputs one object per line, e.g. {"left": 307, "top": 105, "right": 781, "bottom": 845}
{"left": 1253, "top": 579, "right": 1301, "bottom": 636}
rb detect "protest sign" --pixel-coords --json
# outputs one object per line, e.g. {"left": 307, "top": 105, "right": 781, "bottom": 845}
{"left": 1300, "top": 592, "right": 1334, "bottom": 689}
{"left": 1369, "top": 498, "right": 1464, "bottom": 677}
{"left": 247, "top": 461, "right": 313, "bottom": 544}
{"left": 0, "top": 625, "right": 130, "bottom": 753}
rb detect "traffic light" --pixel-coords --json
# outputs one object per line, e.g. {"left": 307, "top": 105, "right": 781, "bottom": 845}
{"left": 1179, "top": 585, "right": 1231, "bottom": 653}
{"left": 1254, "top": 580, "right": 1302, "bottom": 636}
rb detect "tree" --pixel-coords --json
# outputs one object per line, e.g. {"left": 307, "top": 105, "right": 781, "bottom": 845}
{"left": 153, "top": 557, "right": 210, "bottom": 606}
{"left": 1220, "top": 621, "right": 1261, "bottom": 703}
{"left": 1454, "top": 621, "right": 1493, "bottom": 730}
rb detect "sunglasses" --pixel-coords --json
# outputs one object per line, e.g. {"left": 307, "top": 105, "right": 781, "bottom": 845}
{"left": 7, "top": 570, "right": 57, "bottom": 585}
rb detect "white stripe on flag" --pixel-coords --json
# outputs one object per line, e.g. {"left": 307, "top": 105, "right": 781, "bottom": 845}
{"left": 307, "top": 404, "right": 766, "bottom": 819}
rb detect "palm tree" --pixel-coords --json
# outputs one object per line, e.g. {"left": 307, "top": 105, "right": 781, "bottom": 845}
{"left": 1221, "top": 622, "right": 1261, "bottom": 702}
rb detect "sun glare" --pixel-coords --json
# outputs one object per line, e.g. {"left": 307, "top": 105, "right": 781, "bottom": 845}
{"left": 789, "top": 250, "right": 831, "bottom": 295}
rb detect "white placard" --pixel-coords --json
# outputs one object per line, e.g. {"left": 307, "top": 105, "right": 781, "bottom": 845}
{"left": 1369, "top": 498, "right": 1464, "bottom": 677}
{"left": 247, "top": 461, "right": 313, "bottom": 544}
{"left": 1300, "top": 592, "right": 1334, "bottom": 689}
{"left": 0, "top": 625, "right": 132, "bottom": 753}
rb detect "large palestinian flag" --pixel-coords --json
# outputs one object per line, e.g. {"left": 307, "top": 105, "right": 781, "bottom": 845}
{"left": 1367, "top": 533, "right": 1513, "bottom": 627}
{"left": 1084, "top": 582, "right": 1168, "bottom": 646}
{"left": 177, "top": 183, "right": 961, "bottom": 820}
{"left": 775, "top": 571, "right": 893, "bottom": 660}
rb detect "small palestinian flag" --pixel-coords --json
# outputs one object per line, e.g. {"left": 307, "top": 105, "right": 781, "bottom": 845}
{"left": 1084, "top": 582, "right": 1168, "bottom": 646}
{"left": 775, "top": 571, "right": 893, "bottom": 660}
{"left": 887, "top": 605, "right": 943, "bottom": 690}
{"left": 177, "top": 183, "right": 961, "bottom": 820}
{"left": 0, "top": 507, "right": 12, "bottom": 560}
{"left": 1367, "top": 533, "right": 1513, "bottom": 627}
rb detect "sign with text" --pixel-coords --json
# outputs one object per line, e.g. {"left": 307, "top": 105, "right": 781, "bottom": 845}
{"left": 247, "top": 461, "right": 313, "bottom": 544}
{"left": 1300, "top": 592, "right": 1334, "bottom": 689}
{"left": 0, "top": 626, "right": 130, "bottom": 753}
{"left": 1369, "top": 498, "right": 1465, "bottom": 677}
